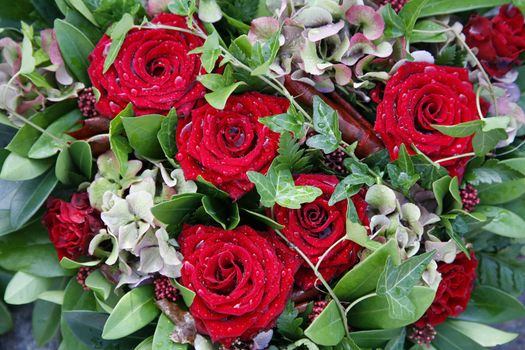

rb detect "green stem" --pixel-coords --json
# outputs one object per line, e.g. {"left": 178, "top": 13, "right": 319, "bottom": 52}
{"left": 314, "top": 235, "right": 347, "bottom": 271}
{"left": 273, "top": 228, "right": 351, "bottom": 338}
{"left": 344, "top": 292, "right": 377, "bottom": 315}
{"left": 494, "top": 139, "right": 525, "bottom": 157}
{"left": 435, "top": 152, "right": 476, "bottom": 164}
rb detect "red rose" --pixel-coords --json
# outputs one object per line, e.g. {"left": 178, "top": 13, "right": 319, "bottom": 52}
{"left": 416, "top": 252, "right": 478, "bottom": 327}
{"left": 176, "top": 92, "right": 288, "bottom": 200}
{"left": 88, "top": 13, "right": 206, "bottom": 117}
{"left": 179, "top": 225, "right": 301, "bottom": 346}
{"left": 465, "top": 5, "right": 525, "bottom": 78}
{"left": 375, "top": 62, "right": 480, "bottom": 179}
{"left": 273, "top": 174, "right": 368, "bottom": 290}
{"left": 42, "top": 193, "right": 103, "bottom": 260}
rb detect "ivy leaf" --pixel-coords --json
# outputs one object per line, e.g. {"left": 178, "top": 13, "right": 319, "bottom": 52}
{"left": 394, "top": 144, "right": 415, "bottom": 175}
{"left": 377, "top": 251, "right": 435, "bottom": 320}
{"left": 190, "top": 30, "right": 221, "bottom": 73}
{"left": 277, "top": 301, "right": 304, "bottom": 340}
{"left": 260, "top": 105, "right": 306, "bottom": 139}
{"left": 464, "top": 159, "right": 521, "bottom": 186}
{"left": 387, "top": 164, "right": 419, "bottom": 196}
{"left": 247, "top": 169, "right": 277, "bottom": 207}
{"left": 205, "top": 81, "right": 246, "bottom": 110}
{"left": 306, "top": 96, "right": 342, "bottom": 154}
{"left": 104, "top": 13, "right": 134, "bottom": 73}
{"left": 168, "top": 0, "right": 197, "bottom": 16}
{"left": 442, "top": 218, "right": 470, "bottom": 256}
{"left": 473, "top": 129, "right": 508, "bottom": 156}
{"left": 251, "top": 31, "right": 281, "bottom": 76}
{"left": 410, "top": 148, "right": 448, "bottom": 189}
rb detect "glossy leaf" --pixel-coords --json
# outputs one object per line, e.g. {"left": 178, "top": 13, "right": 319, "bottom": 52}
{"left": 432, "top": 120, "right": 482, "bottom": 138}
{"left": 306, "top": 96, "right": 342, "bottom": 154}
{"left": 104, "top": 13, "right": 133, "bottom": 72}
{"left": 85, "top": 269, "right": 112, "bottom": 301}
{"left": 102, "top": 285, "right": 159, "bottom": 340}
{"left": 122, "top": 114, "right": 164, "bottom": 159}
{"left": 447, "top": 320, "right": 518, "bottom": 347}
{"left": 433, "top": 322, "right": 485, "bottom": 350}
{"left": 420, "top": 0, "right": 508, "bottom": 17}
{"left": 304, "top": 301, "right": 345, "bottom": 346}
{"left": 157, "top": 109, "right": 178, "bottom": 159}
{"left": 32, "top": 299, "right": 61, "bottom": 346}
{"left": 349, "top": 328, "right": 403, "bottom": 348}
{"left": 334, "top": 240, "right": 400, "bottom": 301}
{"left": 478, "top": 206, "right": 525, "bottom": 238}
{"left": 0, "top": 301, "right": 12, "bottom": 335}
{"left": 347, "top": 286, "right": 436, "bottom": 329}
{"left": 153, "top": 314, "right": 186, "bottom": 349}
{"left": 477, "top": 179, "right": 525, "bottom": 205}
{"left": 0, "top": 152, "right": 53, "bottom": 181}
{"left": 4, "top": 272, "right": 52, "bottom": 305}
{"left": 456, "top": 285, "right": 525, "bottom": 324}
{"left": 151, "top": 193, "right": 204, "bottom": 225}
{"left": 54, "top": 19, "right": 95, "bottom": 84}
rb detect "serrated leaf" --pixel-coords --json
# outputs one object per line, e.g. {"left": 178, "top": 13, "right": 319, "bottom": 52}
{"left": 473, "top": 129, "right": 508, "bottom": 156}
{"left": 277, "top": 301, "right": 304, "bottom": 340}
{"left": 190, "top": 30, "right": 220, "bottom": 73}
{"left": 306, "top": 96, "right": 341, "bottom": 154}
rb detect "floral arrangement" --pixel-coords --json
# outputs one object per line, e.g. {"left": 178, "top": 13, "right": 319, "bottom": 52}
{"left": 2, "top": 0, "right": 525, "bottom": 349}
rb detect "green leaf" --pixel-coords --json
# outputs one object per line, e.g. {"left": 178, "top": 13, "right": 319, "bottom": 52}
{"left": 0, "top": 300, "right": 12, "bottom": 335}
{"left": 380, "top": 4, "right": 404, "bottom": 38}
{"left": 500, "top": 158, "right": 525, "bottom": 175}
{"left": 122, "top": 114, "right": 164, "bottom": 159}
{"left": 60, "top": 257, "right": 101, "bottom": 270}
{"left": 104, "top": 13, "right": 134, "bottom": 73}
{"left": 38, "top": 290, "right": 65, "bottom": 305}
{"left": 347, "top": 286, "right": 436, "bottom": 329}
{"left": 435, "top": 44, "right": 467, "bottom": 67}
{"left": 477, "top": 206, "right": 525, "bottom": 238}
{"left": 109, "top": 103, "right": 134, "bottom": 175}
{"left": 65, "top": 0, "right": 99, "bottom": 27}
{"left": 190, "top": 30, "right": 220, "bottom": 73}
{"left": 275, "top": 182, "right": 322, "bottom": 209}
{"left": 102, "top": 285, "right": 159, "bottom": 340}
{"left": 157, "top": 109, "right": 178, "bottom": 159}
{"left": 277, "top": 301, "right": 304, "bottom": 340}
{"left": 85, "top": 269, "right": 112, "bottom": 301}
{"left": 27, "top": 110, "right": 82, "bottom": 159}
{"left": 304, "top": 301, "right": 345, "bottom": 346}
{"left": 477, "top": 178, "right": 525, "bottom": 205}
{"left": 135, "top": 336, "right": 153, "bottom": 350}
{"left": 386, "top": 164, "right": 419, "bottom": 196}
{"left": 240, "top": 208, "right": 285, "bottom": 229}
{"left": 92, "top": 0, "right": 146, "bottom": 28}
{"left": 32, "top": 299, "right": 61, "bottom": 346}
{"left": 4, "top": 272, "right": 52, "bottom": 305}
{"left": 274, "top": 132, "right": 317, "bottom": 173}
{"left": 384, "top": 328, "right": 405, "bottom": 350}
{"left": 20, "top": 24, "right": 35, "bottom": 74}
{"left": 334, "top": 240, "right": 400, "bottom": 301}
{"left": 0, "top": 221, "right": 66, "bottom": 277}
{"left": 247, "top": 170, "right": 277, "bottom": 207}
{"left": 306, "top": 96, "right": 342, "bottom": 154}
{"left": 198, "top": 0, "right": 222, "bottom": 23}
{"left": 153, "top": 313, "right": 186, "bottom": 349}
{"left": 201, "top": 196, "right": 240, "bottom": 230}
{"left": 465, "top": 159, "right": 521, "bottom": 186}
{"left": 6, "top": 100, "right": 77, "bottom": 157}
{"left": 476, "top": 248, "right": 525, "bottom": 296}
{"left": 395, "top": 144, "right": 414, "bottom": 174}
{"left": 411, "top": 20, "right": 448, "bottom": 43}
{"left": 447, "top": 320, "right": 518, "bottom": 347}
{"left": 70, "top": 141, "right": 92, "bottom": 178}
{"left": 0, "top": 152, "right": 53, "bottom": 181}
{"left": 398, "top": 0, "right": 431, "bottom": 39}
{"left": 472, "top": 129, "right": 508, "bottom": 156}
{"left": 56, "top": 141, "right": 93, "bottom": 185}
{"left": 433, "top": 322, "right": 485, "bottom": 350}
{"left": 260, "top": 108, "right": 305, "bottom": 138}
{"left": 456, "top": 285, "right": 525, "bottom": 324}
{"left": 171, "top": 278, "right": 195, "bottom": 307}
{"left": 54, "top": 19, "right": 95, "bottom": 84}
{"left": 420, "top": 0, "right": 508, "bottom": 17}
{"left": 376, "top": 251, "right": 435, "bottom": 320}
{"left": 151, "top": 193, "right": 204, "bottom": 225}
{"left": 204, "top": 81, "right": 246, "bottom": 110}
{"left": 442, "top": 218, "right": 470, "bottom": 256}
{"left": 250, "top": 31, "right": 280, "bottom": 76}
{"left": 411, "top": 152, "right": 448, "bottom": 189}
{"left": 432, "top": 120, "right": 483, "bottom": 138}
{"left": 2, "top": 170, "right": 57, "bottom": 234}
{"left": 349, "top": 329, "right": 403, "bottom": 349}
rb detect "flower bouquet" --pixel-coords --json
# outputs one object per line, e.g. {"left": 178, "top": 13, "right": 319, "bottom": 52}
{"left": 1, "top": 0, "right": 525, "bottom": 349}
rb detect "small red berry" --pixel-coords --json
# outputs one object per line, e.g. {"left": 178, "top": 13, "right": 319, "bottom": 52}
{"left": 78, "top": 87, "right": 100, "bottom": 118}
{"left": 308, "top": 300, "right": 329, "bottom": 323}
{"left": 153, "top": 276, "right": 179, "bottom": 302}
{"left": 409, "top": 323, "right": 437, "bottom": 345}
{"left": 460, "top": 184, "right": 480, "bottom": 212}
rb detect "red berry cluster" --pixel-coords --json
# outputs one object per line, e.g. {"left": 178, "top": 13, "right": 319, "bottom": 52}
{"left": 78, "top": 87, "right": 100, "bottom": 118}
{"left": 379, "top": 0, "right": 408, "bottom": 12}
{"left": 409, "top": 323, "right": 437, "bottom": 345}
{"left": 76, "top": 266, "right": 95, "bottom": 291}
{"left": 308, "top": 300, "right": 329, "bottom": 322}
{"left": 153, "top": 276, "right": 179, "bottom": 302}
{"left": 324, "top": 149, "right": 349, "bottom": 175}
{"left": 460, "top": 184, "right": 480, "bottom": 212}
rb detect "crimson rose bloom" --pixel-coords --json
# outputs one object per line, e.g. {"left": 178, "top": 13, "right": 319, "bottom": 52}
{"left": 375, "top": 62, "right": 479, "bottom": 179}
{"left": 465, "top": 5, "right": 525, "bottom": 78}
{"left": 179, "top": 225, "right": 301, "bottom": 346}
{"left": 273, "top": 174, "right": 368, "bottom": 290}
{"left": 88, "top": 13, "right": 205, "bottom": 117}
{"left": 416, "top": 252, "right": 478, "bottom": 327}
{"left": 42, "top": 193, "right": 103, "bottom": 260}
{"left": 176, "top": 92, "right": 288, "bottom": 200}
